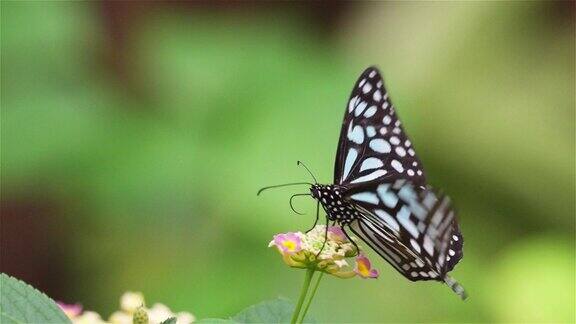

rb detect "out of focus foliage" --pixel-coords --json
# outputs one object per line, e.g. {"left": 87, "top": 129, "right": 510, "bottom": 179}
{"left": 1, "top": 2, "right": 574, "bottom": 323}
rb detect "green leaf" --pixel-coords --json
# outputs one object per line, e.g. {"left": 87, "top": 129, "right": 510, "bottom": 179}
{"left": 195, "top": 319, "right": 237, "bottom": 324}
{"left": 160, "top": 317, "right": 178, "bottom": 324}
{"left": 232, "top": 298, "right": 315, "bottom": 323}
{"left": 0, "top": 273, "right": 71, "bottom": 324}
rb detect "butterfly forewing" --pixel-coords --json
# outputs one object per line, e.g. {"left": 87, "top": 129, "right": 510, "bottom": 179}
{"left": 334, "top": 67, "right": 425, "bottom": 187}
{"left": 345, "top": 179, "right": 463, "bottom": 281}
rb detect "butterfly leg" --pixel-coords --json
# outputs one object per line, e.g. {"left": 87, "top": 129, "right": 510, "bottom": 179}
{"left": 315, "top": 218, "right": 332, "bottom": 258}
{"left": 341, "top": 226, "right": 360, "bottom": 255}
{"left": 306, "top": 201, "right": 320, "bottom": 233}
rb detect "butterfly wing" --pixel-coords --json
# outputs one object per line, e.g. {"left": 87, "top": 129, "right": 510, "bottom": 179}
{"left": 345, "top": 180, "right": 464, "bottom": 287}
{"left": 333, "top": 67, "right": 465, "bottom": 298}
{"left": 334, "top": 67, "right": 425, "bottom": 186}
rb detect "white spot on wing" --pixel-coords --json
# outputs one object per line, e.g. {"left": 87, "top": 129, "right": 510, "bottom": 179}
{"left": 362, "top": 83, "right": 372, "bottom": 94}
{"left": 377, "top": 185, "right": 399, "bottom": 208}
{"left": 360, "top": 157, "right": 383, "bottom": 171}
{"left": 350, "top": 169, "right": 387, "bottom": 184}
{"left": 423, "top": 235, "right": 434, "bottom": 255}
{"left": 410, "top": 239, "right": 421, "bottom": 253}
{"left": 373, "top": 90, "right": 382, "bottom": 102}
{"left": 369, "top": 70, "right": 376, "bottom": 78}
{"left": 354, "top": 101, "right": 368, "bottom": 117}
{"left": 369, "top": 138, "right": 391, "bottom": 153}
{"left": 348, "top": 96, "right": 359, "bottom": 113}
{"left": 341, "top": 148, "right": 358, "bottom": 182}
{"left": 366, "top": 126, "right": 376, "bottom": 137}
{"left": 398, "top": 206, "right": 419, "bottom": 238}
{"left": 347, "top": 125, "right": 364, "bottom": 144}
{"left": 374, "top": 209, "right": 400, "bottom": 232}
{"left": 363, "top": 106, "right": 377, "bottom": 118}
{"left": 383, "top": 115, "right": 392, "bottom": 125}
{"left": 391, "top": 159, "right": 404, "bottom": 173}
{"left": 350, "top": 192, "right": 379, "bottom": 205}
{"left": 395, "top": 146, "right": 406, "bottom": 157}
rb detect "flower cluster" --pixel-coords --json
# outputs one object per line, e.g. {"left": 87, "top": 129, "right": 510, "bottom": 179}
{"left": 58, "top": 291, "right": 195, "bottom": 324}
{"left": 269, "top": 225, "right": 379, "bottom": 279}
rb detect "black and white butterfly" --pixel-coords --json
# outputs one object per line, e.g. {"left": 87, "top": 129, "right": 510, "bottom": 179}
{"left": 261, "top": 67, "right": 466, "bottom": 299}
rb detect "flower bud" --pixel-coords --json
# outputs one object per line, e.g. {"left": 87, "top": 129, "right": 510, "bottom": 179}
{"left": 132, "top": 306, "right": 149, "bottom": 324}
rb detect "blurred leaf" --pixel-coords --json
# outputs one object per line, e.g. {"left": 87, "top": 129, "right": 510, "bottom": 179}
{"left": 232, "top": 298, "right": 315, "bottom": 323}
{"left": 196, "top": 319, "right": 236, "bottom": 324}
{"left": 480, "top": 237, "right": 575, "bottom": 322}
{"left": 0, "top": 273, "right": 71, "bottom": 324}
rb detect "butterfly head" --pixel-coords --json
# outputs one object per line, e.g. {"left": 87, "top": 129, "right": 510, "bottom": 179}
{"left": 309, "top": 184, "right": 321, "bottom": 199}
{"left": 309, "top": 184, "right": 330, "bottom": 200}
{"left": 310, "top": 184, "right": 343, "bottom": 200}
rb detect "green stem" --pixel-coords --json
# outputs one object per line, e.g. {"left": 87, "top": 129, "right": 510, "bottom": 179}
{"left": 299, "top": 272, "right": 324, "bottom": 323}
{"left": 291, "top": 268, "right": 315, "bottom": 324}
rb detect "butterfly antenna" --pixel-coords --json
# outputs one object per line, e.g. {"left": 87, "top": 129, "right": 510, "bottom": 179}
{"left": 289, "top": 193, "right": 310, "bottom": 215}
{"left": 257, "top": 182, "right": 312, "bottom": 196}
{"left": 297, "top": 161, "right": 318, "bottom": 184}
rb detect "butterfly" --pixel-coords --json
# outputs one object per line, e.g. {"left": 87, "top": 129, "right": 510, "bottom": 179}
{"left": 260, "top": 66, "right": 466, "bottom": 299}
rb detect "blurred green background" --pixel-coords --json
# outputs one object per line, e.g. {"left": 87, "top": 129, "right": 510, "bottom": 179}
{"left": 1, "top": 1, "right": 574, "bottom": 323}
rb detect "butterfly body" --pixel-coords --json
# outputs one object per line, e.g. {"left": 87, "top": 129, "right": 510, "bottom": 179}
{"left": 310, "top": 184, "right": 359, "bottom": 225}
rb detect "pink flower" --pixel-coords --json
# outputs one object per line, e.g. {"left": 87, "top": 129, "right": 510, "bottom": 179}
{"left": 327, "top": 226, "right": 347, "bottom": 242}
{"left": 354, "top": 254, "right": 379, "bottom": 279}
{"left": 270, "top": 232, "right": 302, "bottom": 254}
{"left": 57, "top": 302, "right": 83, "bottom": 318}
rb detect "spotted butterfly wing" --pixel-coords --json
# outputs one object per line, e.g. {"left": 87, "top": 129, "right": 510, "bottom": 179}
{"left": 334, "top": 67, "right": 425, "bottom": 186}
{"left": 334, "top": 67, "right": 465, "bottom": 298}
{"left": 346, "top": 179, "right": 466, "bottom": 298}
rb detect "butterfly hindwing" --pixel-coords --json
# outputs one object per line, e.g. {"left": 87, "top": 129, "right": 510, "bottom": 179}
{"left": 345, "top": 179, "right": 463, "bottom": 282}
{"left": 334, "top": 67, "right": 426, "bottom": 187}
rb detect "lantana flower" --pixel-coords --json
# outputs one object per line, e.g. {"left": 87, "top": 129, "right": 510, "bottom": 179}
{"left": 354, "top": 254, "right": 380, "bottom": 279}
{"left": 270, "top": 232, "right": 302, "bottom": 254}
{"left": 271, "top": 225, "right": 380, "bottom": 323}
{"left": 269, "top": 225, "right": 379, "bottom": 279}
